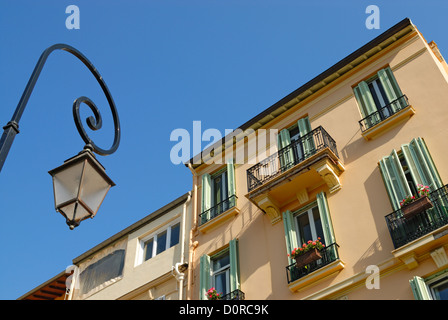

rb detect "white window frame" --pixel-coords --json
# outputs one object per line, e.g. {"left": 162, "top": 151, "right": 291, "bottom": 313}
{"left": 211, "top": 169, "right": 228, "bottom": 207}
{"left": 293, "top": 203, "right": 324, "bottom": 247}
{"left": 210, "top": 250, "right": 231, "bottom": 296}
{"left": 370, "top": 78, "right": 388, "bottom": 107}
{"left": 288, "top": 124, "right": 304, "bottom": 162}
{"left": 367, "top": 76, "right": 391, "bottom": 119}
{"left": 427, "top": 273, "right": 448, "bottom": 300}
{"left": 136, "top": 219, "right": 181, "bottom": 266}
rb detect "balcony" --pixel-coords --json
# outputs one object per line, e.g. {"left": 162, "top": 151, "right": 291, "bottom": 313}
{"left": 385, "top": 185, "right": 448, "bottom": 269}
{"left": 285, "top": 243, "right": 344, "bottom": 292}
{"left": 385, "top": 185, "right": 448, "bottom": 249}
{"left": 359, "top": 95, "right": 415, "bottom": 140}
{"left": 198, "top": 195, "right": 239, "bottom": 233}
{"left": 246, "top": 126, "right": 344, "bottom": 224}
{"left": 220, "top": 289, "right": 245, "bottom": 300}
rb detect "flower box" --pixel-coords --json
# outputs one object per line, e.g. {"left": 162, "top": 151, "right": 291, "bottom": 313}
{"left": 295, "top": 248, "right": 322, "bottom": 268}
{"left": 401, "top": 195, "right": 433, "bottom": 219}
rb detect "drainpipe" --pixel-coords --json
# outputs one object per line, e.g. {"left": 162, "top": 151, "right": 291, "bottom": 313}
{"left": 65, "top": 265, "right": 79, "bottom": 300}
{"left": 186, "top": 162, "right": 199, "bottom": 300}
{"left": 173, "top": 191, "right": 191, "bottom": 300}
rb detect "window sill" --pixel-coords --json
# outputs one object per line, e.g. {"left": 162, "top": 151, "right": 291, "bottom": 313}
{"left": 198, "top": 206, "right": 240, "bottom": 233}
{"left": 361, "top": 105, "right": 415, "bottom": 141}
{"left": 287, "top": 259, "right": 345, "bottom": 293}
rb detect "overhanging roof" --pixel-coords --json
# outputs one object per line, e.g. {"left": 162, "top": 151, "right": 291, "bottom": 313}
{"left": 186, "top": 17, "right": 416, "bottom": 169}
{"left": 17, "top": 270, "right": 69, "bottom": 300}
{"left": 72, "top": 192, "right": 190, "bottom": 264}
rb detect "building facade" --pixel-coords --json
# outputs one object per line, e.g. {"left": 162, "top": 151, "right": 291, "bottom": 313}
{"left": 18, "top": 18, "right": 448, "bottom": 300}
{"left": 186, "top": 18, "right": 448, "bottom": 300}
{"left": 18, "top": 193, "right": 192, "bottom": 300}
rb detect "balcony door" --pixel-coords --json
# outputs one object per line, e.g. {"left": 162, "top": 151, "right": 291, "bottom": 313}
{"left": 277, "top": 116, "right": 315, "bottom": 171}
{"left": 289, "top": 125, "right": 304, "bottom": 164}
{"left": 354, "top": 67, "right": 404, "bottom": 129}
{"left": 211, "top": 169, "right": 229, "bottom": 216}
{"left": 283, "top": 192, "right": 337, "bottom": 265}
{"left": 211, "top": 251, "right": 231, "bottom": 297}
{"left": 379, "top": 137, "right": 443, "bottom": 211}
{"left": 294, "top": 205, "right": 325, "bottom": 247}
{"left": 368, "top": 77, "right": 391, "bottom": 119}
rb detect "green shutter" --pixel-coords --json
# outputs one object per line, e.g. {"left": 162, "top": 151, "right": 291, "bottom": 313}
{"left": 199, "top": 254, "right": 211, "bottom": 300}
{"left": 229, "top": 239, "right": 240, "bottom": 292}
{"left": 384, "top": 67, "right": 403, "bottom": 97}
{"left": 410, "top": 276, "right": 432, "bottom": 300}
{"left": 297, "top": 116, "right": 315, "bottom": 157}
{"left": 406, "top": 138, "right": 447, "bottom": 220}
{"left": 402, "top": 138, "right": 443, "bottom": 192}
{"left": 277, "top": 129, "right": 294, "bottom": 170}
{"left": 354, "top": 81, "right": 380, "bottom": 128}
{"left": 385, "top": 67, "right": 405, "bottom": 109}
{"left": 316, "top": 192, "right": 336, "bottom": 245}
{"left": 414, "top": 138, "right": 443, "bottom": 189}
{"left": 354, "top": 86, "right": 368, "bottom": 119}
{"left": 377, "top": 68, "right": 401, "bottom": 112}
{"left": 317, "top": 192, "right": 337, "bottom": 260}
{"left": 201, "top": 174, "right": 212, "bottom": 223}
{"left": 379, "top": 150, "right": 412, "bottom": 210}
{"left": 401, "top": 143, "right": 424, "bottom": 188}
{"left": 227, "top": 159, "right": 236, "bottom": 208}
{"left": 282, "top": 210, "right": 299, "bottom": 265}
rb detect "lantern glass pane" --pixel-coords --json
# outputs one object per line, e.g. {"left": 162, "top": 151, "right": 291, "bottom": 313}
{"left": 60, "top": 201, "right": 91, "bottom": 223}
{"left": 79, "top": 161, "right": 112, "bottom": 215}
{"left": 52, "top": 161, "right": 85, "bottom": 207}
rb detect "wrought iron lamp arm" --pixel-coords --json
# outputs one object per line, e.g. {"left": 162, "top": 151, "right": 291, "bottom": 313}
{"left": 0, "top": 43, "right": 121, "bottom": 173}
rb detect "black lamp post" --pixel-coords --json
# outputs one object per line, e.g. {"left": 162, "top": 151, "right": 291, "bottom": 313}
{"left": 0, "top": 44, "right": 121, "bottom": 229}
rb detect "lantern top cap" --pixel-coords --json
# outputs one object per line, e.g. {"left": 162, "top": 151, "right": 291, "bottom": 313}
{"left": 48, "top": 146, "right": 115, "bottom": 187}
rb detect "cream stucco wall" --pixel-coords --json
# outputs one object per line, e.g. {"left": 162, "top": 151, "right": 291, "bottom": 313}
{"left": 76, "top": 194, "right": 192, "bottom": 300}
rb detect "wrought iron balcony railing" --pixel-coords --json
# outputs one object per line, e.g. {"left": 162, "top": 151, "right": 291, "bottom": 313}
{"left": 286, "top": 243, "right": 340, "bottom": 284}
{"left": 247, "top": 126, "right": 339, "bottom": 192}
{"left": 359, "top": 95, "right": 409, "bottom": 132}
{"left": 220, "top": 289, "right": 245, "bottom": 300}
{"left": 385, "top": 185, "right": 448, "bottom": 249}
{"left": 199, "top": 195, "right": 237, "bottom": 226}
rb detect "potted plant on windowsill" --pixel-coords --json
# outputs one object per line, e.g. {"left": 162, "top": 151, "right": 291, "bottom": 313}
{"left": 288, "top": 238, "right": 325, "bottom": 268}
{"left": 206, "top": 287, "right": 222, "bottom": 300}
{"left": 400, "top": 184, "right": 433, "bottom": 219}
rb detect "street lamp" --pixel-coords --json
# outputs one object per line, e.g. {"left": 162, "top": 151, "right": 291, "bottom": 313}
{"left": 49, "top": 146, "right": 115, "bottom": 230}
{"left": 0, "top": 44, "right": 121, "bottom": 229}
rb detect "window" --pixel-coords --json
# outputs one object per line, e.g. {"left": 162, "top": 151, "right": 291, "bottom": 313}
{"left": 199, "top": 239, "right": 240, "bottom": 300}
{"left": 277, "top": 116, "right": 316, "bottom": 171}
{"left": 200, "top": 159, "right": 236, "bottom": 225}
{"left": 283, "top": 192, "right": 343, "bottom": 287}
{"left": 143, "top": 238, "right": 154, "bottom": 261}
{"left": 211, "top": 169, "right": 229, "bottom": 213}
{"left": 170, "top": 222, "right": 180, "bottom": 247}
{"left": 294, "top": 205, "right": 325, "bottom": 247}
{"left": 354, "top": 67, "right": 408, "bottom": 130}
{"left": 211, "top": 251, "right": 231, "bottom": 297}
{"left": 140, "top": 222, "right": 181, "bottom": 263}
{"left": 379, "top": 137, "right": 443, "bottom": 211}
{"left": 382, "top": 138, "right": 448, "bottom": 249}
{"left": 430, "top": 278, "right": 448, "bottom": 300}
{"left": 410, "top": 273, "right": 448, "bottom": 300}
{"left": 283, "top": 192, "right": 337, "bottom": 265}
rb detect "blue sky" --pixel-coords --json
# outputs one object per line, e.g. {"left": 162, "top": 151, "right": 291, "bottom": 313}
{"left": 0, "top": 0, "right": 446, "bottom": 300}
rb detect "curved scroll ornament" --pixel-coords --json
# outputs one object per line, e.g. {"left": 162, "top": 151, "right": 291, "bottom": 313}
{"left": 0, "top": 43, "right": 120, "bottom": 171}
